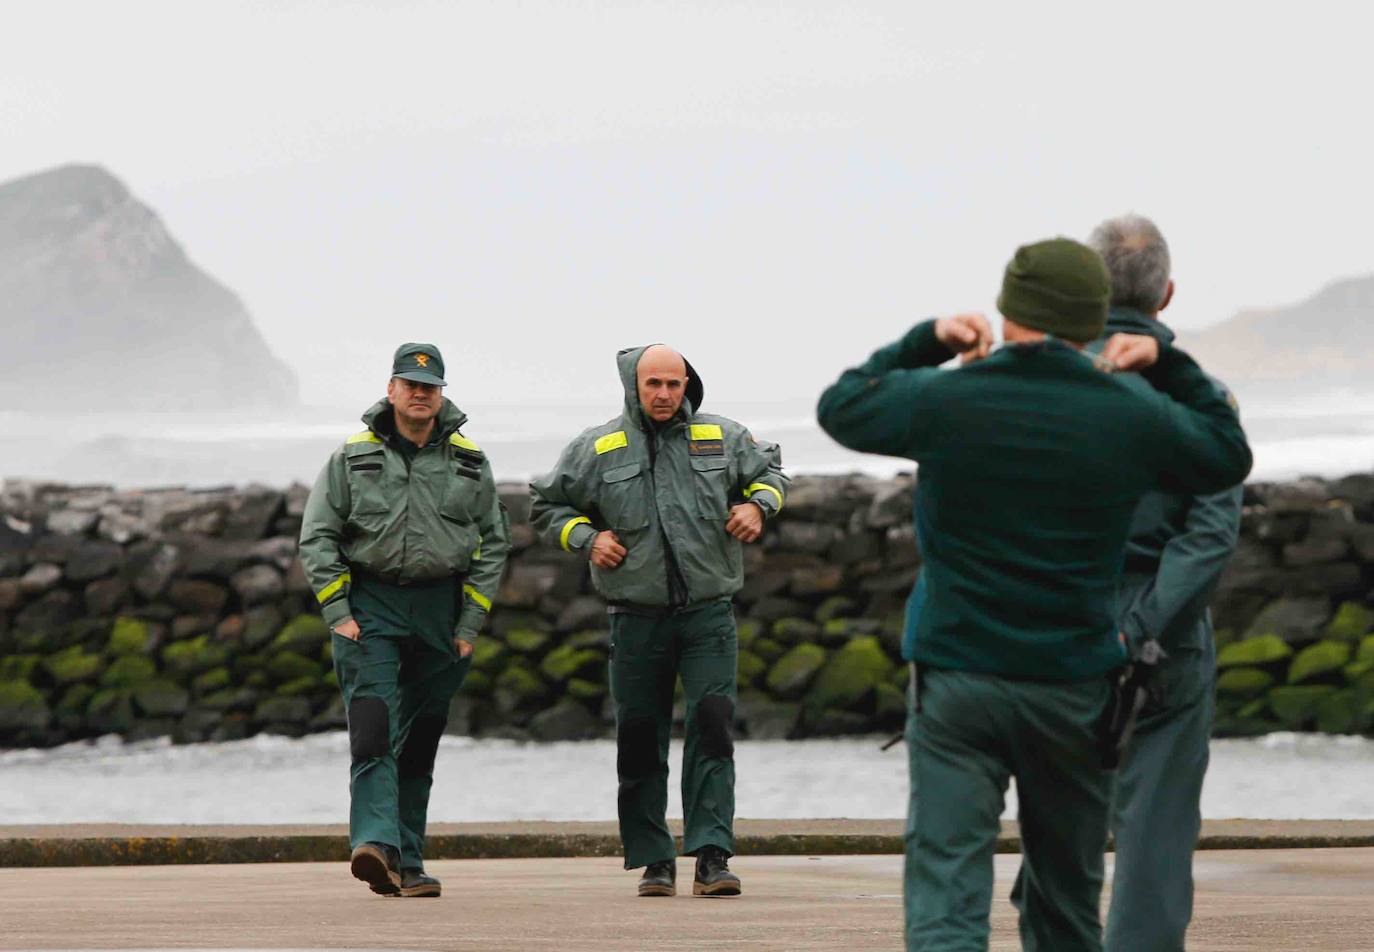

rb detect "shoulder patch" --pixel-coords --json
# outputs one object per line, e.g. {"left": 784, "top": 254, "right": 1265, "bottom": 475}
{"left": 595, "top": 431, "right": 629, "bottom": 455}
{"left": 346, "top": 431, "right": 381, "bottom": 445}
{"left": 450, "top": 433, "right": 482, "bottom": 453}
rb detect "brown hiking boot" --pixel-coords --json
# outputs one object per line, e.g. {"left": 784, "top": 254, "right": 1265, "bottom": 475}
{"left": 400, "top": 868, "right": 442, "bottom": 898}
{"left": 350, "top": 842, "right": 401, "bottom": 896}
{"left": 637, "top": 860, "right": 677, "bottom": 897}
{"left": 693, "top": 847, "right": 741, "bottom": 897}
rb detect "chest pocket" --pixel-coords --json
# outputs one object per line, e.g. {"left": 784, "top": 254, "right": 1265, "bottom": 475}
{"left": 601, "top": 462, "right": 651, "bottom": 531}
{"left": 690, "top": 456, "right": 731, "bottom": 520}
{"left": 344, "top": 444, "right": 391, "bottom": 517}
{"left": 442, "top": 442, "right": 484, "bottom": 524}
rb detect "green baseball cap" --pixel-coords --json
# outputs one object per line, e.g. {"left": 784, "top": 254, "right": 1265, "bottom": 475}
{"left": 391, "top": 342, "right": 447, "bottom": 386}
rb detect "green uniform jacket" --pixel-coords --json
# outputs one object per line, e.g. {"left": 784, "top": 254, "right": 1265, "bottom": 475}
{"left": 298, "top": 398, "right": 512, "bottom": 641}
{"left": 817, "top": 320, "right": 1252, "bottom": 681}
{"left": 1097, "top": 307, "right": 1245, "bottom": 654}
{"left": 528, "top": 346, "right": 788, "bottom": 608}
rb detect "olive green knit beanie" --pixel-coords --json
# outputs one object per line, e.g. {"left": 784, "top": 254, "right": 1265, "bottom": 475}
{"left": 996, "top": 238, "right": 1111, "bottom": 343}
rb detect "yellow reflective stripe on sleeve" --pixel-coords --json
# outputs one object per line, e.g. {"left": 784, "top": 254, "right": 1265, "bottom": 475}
{"left": 462, "top": 584, "right": 492, "bottom": 612}
{"left": 689, "top": 423, "right": 723, "bottom": 441}
{"left": 595, "top": 431, "right": 628, "bottom": 455}
{"left": 744, "top": 483, "right": 784, "bottom": 511}
{"left": 560, "top": 516, "right": 592, "bottom": 551}
{"left": 451, "top": 433, "right": 481, "bottom": 451}
{"left": 346, "top": 431, "right": 381, "bottom": 444}
{"left": 315, "top": 572, "right": 351, "bottom": 603}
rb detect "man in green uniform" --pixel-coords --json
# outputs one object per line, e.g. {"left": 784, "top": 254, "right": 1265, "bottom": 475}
{"left": 1087, "top": 214, "right": 1243, "bottom": 952}
{"left": 816, "top": 238, "right": 1251, "bottom": 951}
{"left": 529, "top": 344, "right": 787, "bottom": 898}
{"left": 300, "top": 342, "right": 511, "bottom": 898}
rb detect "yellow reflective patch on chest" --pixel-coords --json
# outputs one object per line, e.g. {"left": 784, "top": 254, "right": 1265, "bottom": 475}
{"left": 595, "top": 431, "right": 629, "bottom": 455}
{"left": 346, "top": 431, "right": 382, "bottom": 444}
{"left": 450, "top": 433, "right": 481, "bottom": 452}
{"left": 689, "top": 424, "right": 723, "bottom": 441}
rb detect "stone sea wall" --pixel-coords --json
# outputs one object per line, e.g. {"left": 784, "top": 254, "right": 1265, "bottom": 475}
{"left": 1, "top": 474, "right": 1373, "bottom": 749}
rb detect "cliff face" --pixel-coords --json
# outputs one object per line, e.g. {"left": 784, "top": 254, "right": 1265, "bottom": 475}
{"left": 0, "top": 164, "right": 297, "bottom": 410}
{"left": 1179, "top": 274, "right": 1374, "bottom": 399}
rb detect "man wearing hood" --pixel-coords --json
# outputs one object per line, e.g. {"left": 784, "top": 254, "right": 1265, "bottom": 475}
{"left": 530, "top": 344, "right": 787, "bottom": 898}
{"left": 299, "top": 342, "right": 511, "bottom": 898}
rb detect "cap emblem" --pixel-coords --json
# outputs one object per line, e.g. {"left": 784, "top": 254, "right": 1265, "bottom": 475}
{"left": 414, "top": 354, "right": 431, "bottom": 367}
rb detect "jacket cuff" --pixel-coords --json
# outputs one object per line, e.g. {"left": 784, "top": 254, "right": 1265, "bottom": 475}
{"left": 457, "top": 604, "right": 488, "bottom": 641}
{"left": 566, "top": 521, "right": 599, "bottom": 554}
{"left": 899, "top": 320, "right": 957, "bottom": 368}
{"left": 321, "top": 598, "right": 353, "bottom": 629}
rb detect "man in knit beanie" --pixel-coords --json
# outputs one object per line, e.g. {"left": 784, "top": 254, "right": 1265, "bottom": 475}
{"left": 818, "top": 237, "right": 1251, "bottom": 951}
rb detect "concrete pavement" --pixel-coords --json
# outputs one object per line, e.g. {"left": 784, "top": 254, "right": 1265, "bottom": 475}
{"left": 3, "top": 849, "right": 1374, "bottom": 951}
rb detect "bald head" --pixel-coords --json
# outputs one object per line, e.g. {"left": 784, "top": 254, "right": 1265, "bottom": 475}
{"left": 637, "top": 345, "right": 690, "bottom": 422}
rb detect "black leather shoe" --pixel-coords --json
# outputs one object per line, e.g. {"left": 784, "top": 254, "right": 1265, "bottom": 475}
{"left": 637, "top": 859, "right": 677, "bottom": 897}
{"left": 693, "top": 847, "right": 741, "bottom": 897}
{"left": 400, "top": 867, "right": 442, "bottom": 898}
{"left": 350, "top": 842, "right": 401, "bottom": 896}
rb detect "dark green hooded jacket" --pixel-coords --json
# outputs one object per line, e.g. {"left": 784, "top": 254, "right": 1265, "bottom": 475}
{"left": 529, "top": 346, "right": 787, "bottom": 608}
{"left": 818, "top": 320, "right": 1252, "bottom": 681}
{"left": 299, "top": 398, "right": 511, "bottom": 641}
{"left": 1094, "top": 307, "right": 1245, "bottom": 654}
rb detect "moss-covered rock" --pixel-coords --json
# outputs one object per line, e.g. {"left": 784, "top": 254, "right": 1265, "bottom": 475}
{"left": 1357, "top": 635, "right": 1374, "bottom": 666}
{"left": 85, "top": 688, "right": 135, "bottom": 734}
{"left": 271, "top": 614, "right": 330, "bottom": 654}
{"left": 751, "top": 636, "right": 785, "bottom": 663}
{"left": 198, "top": 687, "right": 260, "bottom": 712}
{"left": 771, "top": 618, "right": 819, "bottom": 645}
{"left": 471, "top": 639, "right": 508, "bottom": 673}
{"left": 101, "top": 655, "right": 156, "bottom": 688}
{"left": 506, "top": 628, "right": 552, "bottom": 655}
{"left": 819, "top": 617, "right": 882, "bottom": 647}
{"left": 107, "top": 617, "right": 151, "bottom": 656}
{"left": 0, "top": 680, "right": 51, "bottom": 732}
{"left": 276, "top": 674, "right": 322, "bottom": 698}
{"left": 736, "top": 618, "right": 762, "bottom": 649}
{"left": 320, "top": 639, "right": 333, "bottom": 665}
{"left": 566, "top": 629, "right": 609, "bottom": 649}
{"left": 133, "top": 679, "right": 191, "bottom": 717}
{"left": 0, "top": 654, "right": 41, "bottom": 682}
{"left": 267, "top": 651, "right": 320, "bottom": 684}
{"left": 192, "top": 667, "right": 232, "bottom": 696}
{"left": 1212, "top": 627, "right": 1237, "bottom": 650}
{"left": 253, "top": 696, "right": 312, "bottom": 725}
{"left": 737, "top": 650, "right": 767, "bottom": 687}
{"left": 1215, "top": 667, "right": 1274, "bottom": 697}
{"left": 875, "top": 681, "right": 906, "bottom": 726}
{"left": 765, "top": 644, "right": 827, "bottom": 700}
{"left": 1314, "top": 688, "right": 1373, "bottom": 735}
{"left": 814, "top": 595, "right": 859, "bottom": 624}
{"left": 1323, "top": 602, "right": 1374, "bottom": 642}
{"left": 161, "top": 635, "right": 230, "bottom": 676}
{"left": 1344, "top": 661, "right": 1374, "bottom": 692}
{"left": 245, "top": 670, "right": 270, "bottom": 689}
{"left": 1269, "top": 685, "right": 1338, "bottom": 729}
{"left": 494, "top": 663, "right": 548, "bottom": 715}
{"left": 1287, "top": 640, "right": 1352, "bottom": 684}
{"left": 807, "top": 636, "right": 895, "bottom": 712}
{"left": 1216, "top": 634, "right": 1293, "bottom": 669}
{"left": 566, "top": 677, "right": 606, "bottom": 702}
{"left": 540, "top": 645, "right": 604, "bottom": 682}
{"left": 42, "top": 646, "right": 104, "bottom": 686}
{"left": 57, "top": 683, "right": 96, "bottom": 715}
{"left": 462, "top": 670, "right": 493, "bottom": 697}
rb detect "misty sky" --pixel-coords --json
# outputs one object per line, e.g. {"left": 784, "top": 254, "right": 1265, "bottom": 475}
{"left": 3, "top": 1, "right": 1371, "bottom": 411}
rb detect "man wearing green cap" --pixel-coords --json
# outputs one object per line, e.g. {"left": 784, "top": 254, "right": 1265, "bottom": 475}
{"left": 529, "top": 344, "right": 787, "bottom": 898}
{"left": 300, "top": 342, "right": 511, "bottom": 898}
{"left": 817, "top": 238, "right": 1252, "bottom": 951}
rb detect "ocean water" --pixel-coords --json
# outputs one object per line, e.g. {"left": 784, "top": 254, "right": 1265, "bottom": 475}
{"left": 2, "top": 395, "right": 1373, "bottom": 488}
{"left": 1, "top": 732, "right": 1370, "bottom": 824}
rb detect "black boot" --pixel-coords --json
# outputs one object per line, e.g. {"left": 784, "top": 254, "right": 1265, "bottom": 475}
{"left": 400, "top": 867, "right": 442, "bottom": 898}
{"left": 693, "top": 847, "right": 741, "bottom": 897}
{"left": 637, "top": 859, "right": 677, "bottom": 897}
{"left": 350, "top": 842, "right": 401, "bottom": 896}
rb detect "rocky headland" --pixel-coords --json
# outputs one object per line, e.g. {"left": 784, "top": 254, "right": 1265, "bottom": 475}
{"left": 2, "top": 474, "right": 1373, "bottom": 748}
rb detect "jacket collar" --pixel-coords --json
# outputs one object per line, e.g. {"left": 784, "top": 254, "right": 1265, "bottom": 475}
{"left": 1104, "top": 306, "right": 1174, "bottom": 346}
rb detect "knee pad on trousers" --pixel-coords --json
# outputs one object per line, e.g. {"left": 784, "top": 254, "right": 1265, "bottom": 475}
{"left": 617, "top": 716, "right": 658, "bottom": 780}
{"left": 398, "top": 714, "right": 447, "bottom": 779}
{"left": 695, "top": 694, "right": 735, "bottom": 760}
{"left": 348, "top": 696, "right": 390, "bottom": 760}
